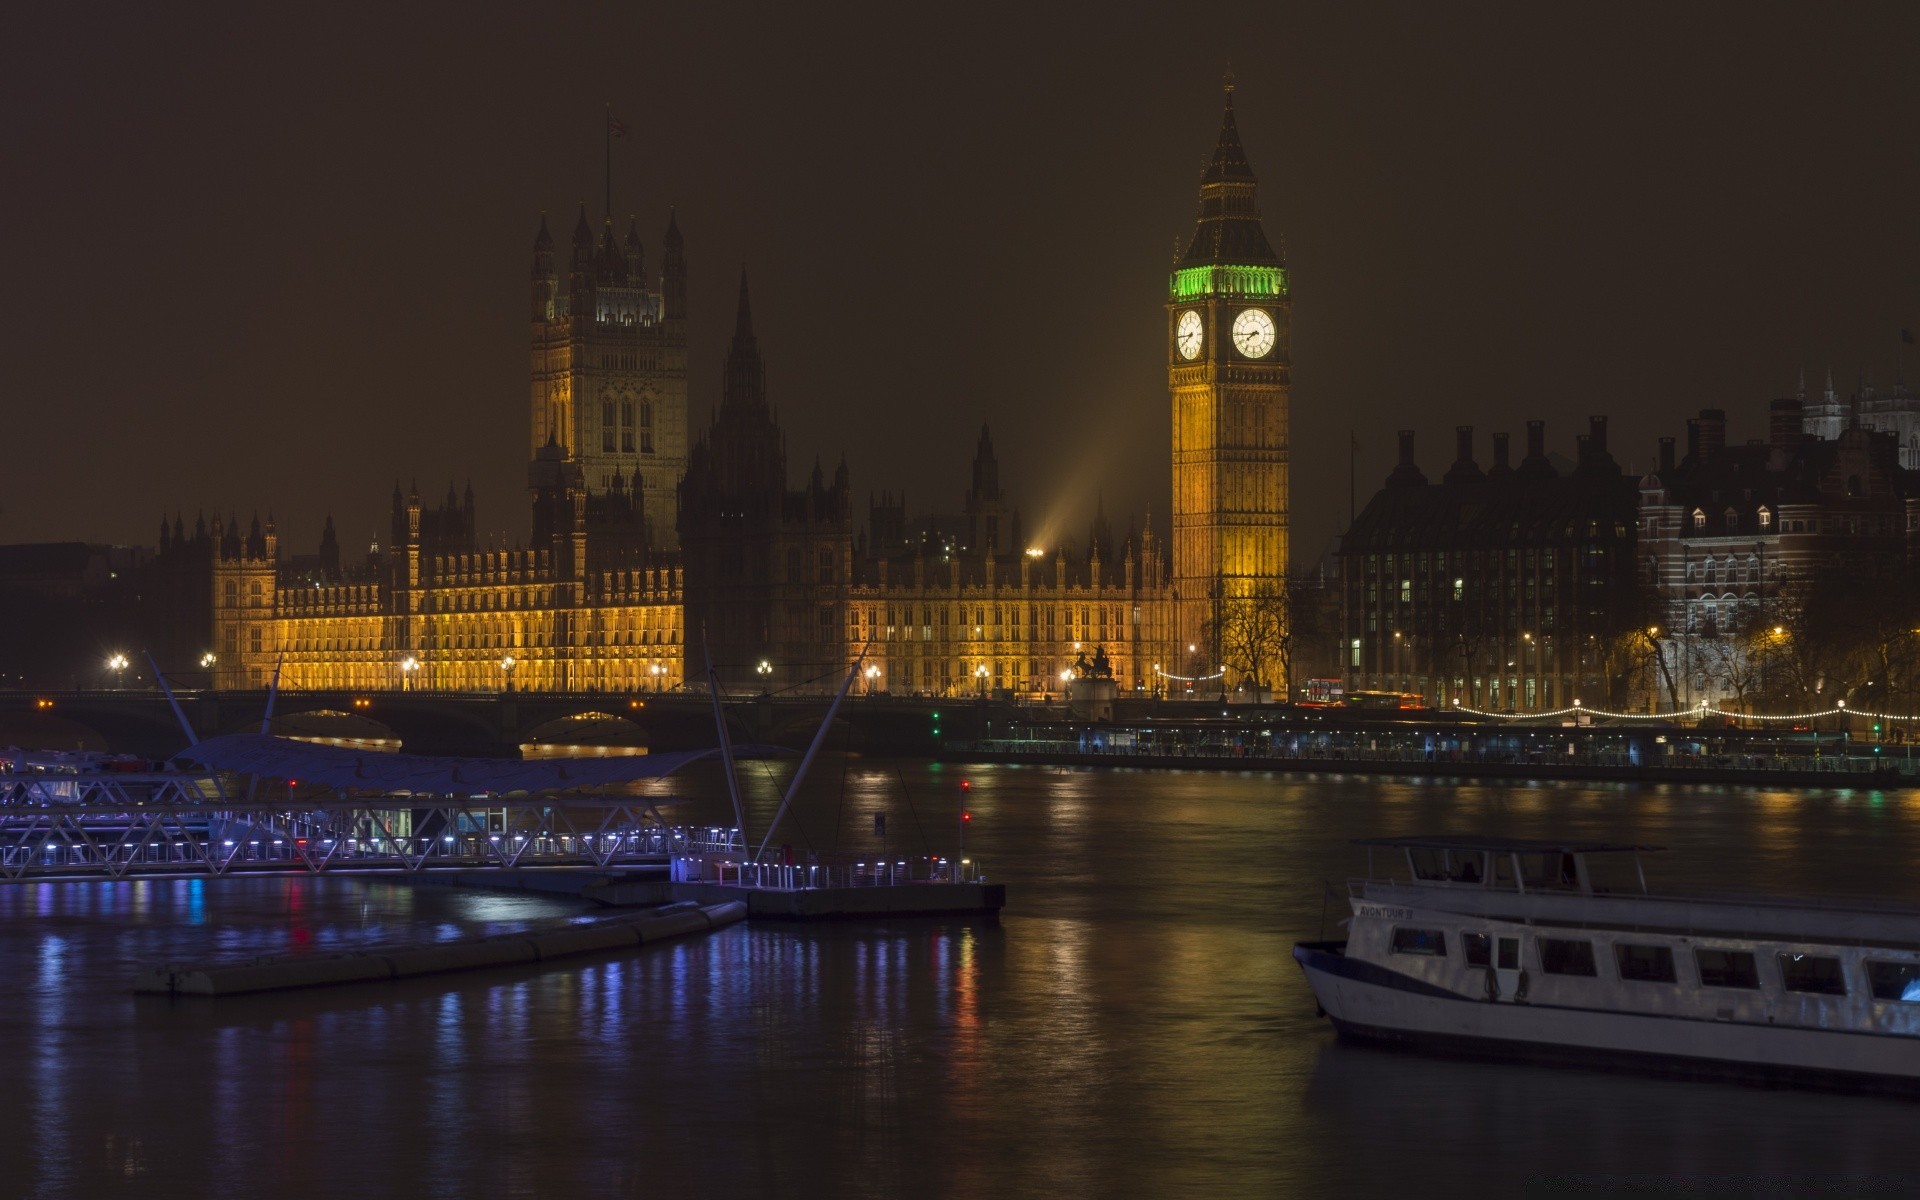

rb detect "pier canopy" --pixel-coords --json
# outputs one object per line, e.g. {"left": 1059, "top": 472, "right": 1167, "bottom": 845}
{"left": 176, "top": 733, "right": 770, "bottom": 795}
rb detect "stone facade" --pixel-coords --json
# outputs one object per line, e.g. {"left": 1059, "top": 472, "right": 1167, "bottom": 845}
{"left": 202, "top": 93, "right": 1284, "bottom": 699}
{"left": 1340, "top": 419, "right": 1640, "bottom": 711}
{"left": 1168, "top": 82, "right": 1291, "bottom": 670}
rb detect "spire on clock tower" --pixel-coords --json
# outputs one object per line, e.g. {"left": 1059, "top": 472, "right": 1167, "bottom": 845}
{"left": 1182, "top": 81, "right": 1281, "bottom": 268}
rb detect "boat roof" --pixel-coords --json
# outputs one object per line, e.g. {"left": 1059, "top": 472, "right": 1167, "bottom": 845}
{"left": 1352, "top": 835, "right": 1662, "bottom": 855}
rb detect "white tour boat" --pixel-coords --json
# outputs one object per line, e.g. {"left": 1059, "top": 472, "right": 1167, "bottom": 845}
{"left": 1293, "top": 836, "right": 1920, "bottom": 1089}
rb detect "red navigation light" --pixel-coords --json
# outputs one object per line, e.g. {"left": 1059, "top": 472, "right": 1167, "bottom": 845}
{"left": 962, "top": 811, "right": 972, "bottom": 822}
{"left": 960, "top": 779, "right": 971, "bottom": 791}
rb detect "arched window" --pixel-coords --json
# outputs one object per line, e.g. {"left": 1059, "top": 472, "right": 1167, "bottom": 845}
{"left": 1725, "top": 507, "right": 1738, "bottom": 530}
{"left": 1704, "top": 560, "right": 1717, "bottom": 585}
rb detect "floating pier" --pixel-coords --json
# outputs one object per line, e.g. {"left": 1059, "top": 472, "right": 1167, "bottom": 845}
{"left": 133, "top": 900, "right": 746, "bottom": 997}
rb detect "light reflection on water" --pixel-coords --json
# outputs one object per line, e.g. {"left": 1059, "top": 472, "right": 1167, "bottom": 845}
{"left": 4, "top": 770, "right": 1920, "bottom": 1193}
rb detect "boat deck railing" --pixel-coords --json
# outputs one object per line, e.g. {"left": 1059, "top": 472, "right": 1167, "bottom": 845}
{"left": 672, "top": 854, "right": 985, "bottom": 891}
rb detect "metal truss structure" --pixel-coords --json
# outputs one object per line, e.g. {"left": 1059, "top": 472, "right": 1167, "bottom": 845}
{"left": 0, "top": 771, "right": 746, "bottom": 882}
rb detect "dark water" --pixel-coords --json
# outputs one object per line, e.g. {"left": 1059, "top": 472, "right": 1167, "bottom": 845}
{"left": 6, "top": 764, "right": 1920, "bottom": 1198}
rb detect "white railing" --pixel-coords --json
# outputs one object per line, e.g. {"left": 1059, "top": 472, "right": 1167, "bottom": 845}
{"left": 671, "top": 854, "right": 985, "bottom": 891}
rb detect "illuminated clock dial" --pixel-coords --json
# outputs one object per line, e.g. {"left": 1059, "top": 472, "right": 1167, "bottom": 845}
{"left": 1232, "top": 308, "right": 1276, "bottom": 359}
{"left": 1175, "top": 310, "right": 1203, "bottom": 360}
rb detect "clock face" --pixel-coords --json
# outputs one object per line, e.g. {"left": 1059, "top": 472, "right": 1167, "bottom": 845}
{"left": 1232, "top": 308, "right": 1276, "bottom": 359}
{"left": 1175, "top": 310, "right": 1203, "bottom": 360}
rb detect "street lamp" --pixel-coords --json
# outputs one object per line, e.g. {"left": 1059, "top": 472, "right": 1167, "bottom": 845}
{"left": 199, "top": 652, "right": 217, "bottom": 669}
{"left": 500, "top": 654, "right": 516, "bottom": 693}
{"left": 865, "top": 664, "right": 881, "bottom": 694}
{"left": 105, "top": 653, "right": 129, "bottom": 689}
{"left": 757, "top": 659, "right": 772, "bottom": 694}
{"left": 975, "top": 663, "right": 989, "bottom": 697}
{"left": 400, "top": 655, "right": 420, "bottom": 692}
{"left": 650, "top": 663, "right": 665, "bottom": 691}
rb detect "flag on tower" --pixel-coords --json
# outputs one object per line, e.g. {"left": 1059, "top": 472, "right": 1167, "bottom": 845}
{"left": 608, "top": 113, "right": 631, "bottom": 139}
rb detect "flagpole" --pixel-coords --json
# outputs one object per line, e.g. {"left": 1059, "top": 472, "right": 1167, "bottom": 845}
{"left": 604, "top": 101, "right": 612, "bottom": 218}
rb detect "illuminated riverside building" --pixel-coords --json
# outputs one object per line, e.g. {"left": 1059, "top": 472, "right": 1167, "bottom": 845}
{"left": 849, "top": 428, "right": 1178, "bottom": 698}
{"left": 197, "top": 91, "right": 1271, "bottom": 697}
{"left": 211, "top": 483, "right": 682, "bottom": 693}
{"left": 1168, "top": 80, "right": 1291, "bottom": 672}
{"left": 1637, "top": 399, "right": 1920, "bottom": 704}
{"left": 1340, "top": 420, "right": 1639, "bottom": 711}
{"left": 531, "top": 205, "right": 689, "bottom": 548}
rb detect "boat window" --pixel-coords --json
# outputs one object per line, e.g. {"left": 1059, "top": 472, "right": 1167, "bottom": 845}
{"left": 1462, "top": 933, "right": 1490, "bottom": 968}
{"left": 1614, "top": 943, "right": 1677, "bottom": 983}
{"left": 1584, "top": 854, "right": 1642, "bottom": 895}
{"left": 1496, "top": 938, "right": 1519, "bottom": 971}
{"left": 1389, "top": 927, "right": 1447, "bottom": 957}
{"left": 1518, "top": 853, "right": 1582, "bottom": 892}
{"left": 1490, "top": 854, "right": 1515, "bottom": 891}
{"left": 1695, "top": 948, "right": 1760, "bottom": 990}
{"left": 1778, "top": 953, "right": 1846, "bottom": 996}
{"left": 1538, "top": 938, "right": 1597, "bottom": 976}
{"left": 1866, "top": 961, "right": 1920, "bottom": 1002}
{"left": 1407, "top": 849, "right": 1449, "bottom": 882}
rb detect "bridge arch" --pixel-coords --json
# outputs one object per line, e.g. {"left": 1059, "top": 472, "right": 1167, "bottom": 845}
{"left": 519, "top": 710, "right": 650, "bottom": 757}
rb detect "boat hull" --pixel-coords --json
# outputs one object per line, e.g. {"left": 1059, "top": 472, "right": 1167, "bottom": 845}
{"left": 1294, "top": 941, "right": 1920, "bottom": 1093}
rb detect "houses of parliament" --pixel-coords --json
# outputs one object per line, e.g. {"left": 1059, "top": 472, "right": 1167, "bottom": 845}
{"left": 183, "top": 87, "right": 1291, "bottom": 699}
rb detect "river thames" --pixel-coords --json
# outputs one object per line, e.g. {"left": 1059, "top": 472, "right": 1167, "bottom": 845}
{"left": 4, "top": 764, "right": 1920, "bottom": 1197}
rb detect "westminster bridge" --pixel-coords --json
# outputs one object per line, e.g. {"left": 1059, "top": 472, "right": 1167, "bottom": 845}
{"left": 0, "top": 688, "right": 983, "bottom": 759}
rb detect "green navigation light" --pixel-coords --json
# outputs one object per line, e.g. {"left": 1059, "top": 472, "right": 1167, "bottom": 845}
{"left": 1170, "top": 264, "right": 1288, "bottom": 301}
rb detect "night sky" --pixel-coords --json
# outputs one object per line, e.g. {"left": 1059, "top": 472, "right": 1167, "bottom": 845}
{"left": 7, "top": 4, "right": 1920, "bottom": 569}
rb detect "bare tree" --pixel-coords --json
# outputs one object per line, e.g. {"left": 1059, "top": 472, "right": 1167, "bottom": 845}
{"left": 1209, "top": 580, "right": 1293, "bottom": 694}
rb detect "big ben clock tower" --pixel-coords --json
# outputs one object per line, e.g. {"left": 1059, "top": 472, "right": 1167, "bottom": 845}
{"left": 1168, "top": 80, "right": 1290, "bottom": 677}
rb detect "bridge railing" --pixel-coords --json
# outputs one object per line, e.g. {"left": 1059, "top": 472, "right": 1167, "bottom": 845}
{"left": 0, "top": 801, "right": 743, "bottom": 883}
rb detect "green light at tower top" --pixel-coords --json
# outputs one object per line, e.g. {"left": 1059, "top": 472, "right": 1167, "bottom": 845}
{"left": 1170, "top": 264, "right": 1288, "bottom": 302}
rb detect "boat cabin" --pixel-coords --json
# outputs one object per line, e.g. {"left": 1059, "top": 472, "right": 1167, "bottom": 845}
{"left": 1354, "top": 836, "right": 1656, "bottom": 897}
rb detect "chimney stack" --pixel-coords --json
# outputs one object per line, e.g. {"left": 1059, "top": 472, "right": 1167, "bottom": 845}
{"left": 1658, "top": 436, "right": 1675, "bottom": 474}
{"left": 1398, "top": 429, "right": 1416, "bottom": 467}
{"left": 1769, "top": 397, "right": 1803, "bottom": 451}
{"left": 1454, "top": 425, "right": 1475, "bottom": 465}
{"left": 1492, "top": 432, "right": 1511, "bottom": 471}
{"left": 1526, "top": 420, "right": 1545, "bottom": 461}
{"left": 1588, "top": 415, "right": 1608, "bottom": 456}
{"left": 1696, "top": 408, "right": 1727, "bottom": 459}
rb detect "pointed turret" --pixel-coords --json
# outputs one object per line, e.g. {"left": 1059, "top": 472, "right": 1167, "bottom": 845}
{"left": 568, "top": 201, "right": 595, "bottom": 307}
{"left": 531, "top": 212, "right": 558, "bottom": 320}
{"left": 1089, "top": 493, "right": 1114, "bottom": 564}
{"left": 1180, "top": 78, "right": 1281, "bottom": 268}
{"left": 532, "top": 212, "right": 554, "bottom": 275}
{"left": 569, "top": 202, "right": 594, "bottom": 264}
{"left": 722, "top": 269, "right": 766, "bottom": 415}
{"left": 595, "top": 218, "right": 627, "bottom": 285}
{"left": 623, "top": 216, "right": 644, "bottom": 282}
{"left": 661, "top": 207, "right": 688, "bottom": 320}
{"left": 319, "top": 514, "right": 340, "bottom": 578}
